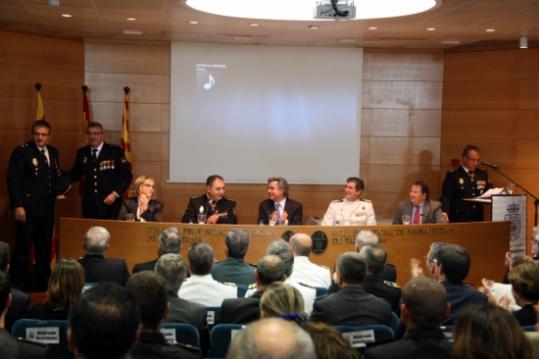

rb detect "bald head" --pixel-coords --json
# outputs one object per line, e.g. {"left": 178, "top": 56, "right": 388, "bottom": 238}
{"left": 227, "top": 318, "right": 315, "bottom": 359}
{"left": 289, "top": 233, "right": 312, "bottom": 257}
{"left": 402, "top": 277, "right": 449, "bottom": 329}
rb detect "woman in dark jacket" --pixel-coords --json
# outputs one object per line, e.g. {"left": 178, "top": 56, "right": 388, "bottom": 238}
{"left": 118, "top": 175, "right": 163, "bottom": 222}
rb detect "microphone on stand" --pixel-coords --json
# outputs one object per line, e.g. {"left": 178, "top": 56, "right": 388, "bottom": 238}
{"left": 482, "top": 161, "right": 500, "bottom": 169}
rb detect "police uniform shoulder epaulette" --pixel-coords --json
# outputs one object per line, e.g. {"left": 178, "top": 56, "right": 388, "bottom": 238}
{"left": 331, "top": 199, "right": 343, "bottom": 203}
{"left": 20, "top": 143, "right": 28, "bottom": 148}
{"left": 222, "top": 281, "right": 237, "bottom": 287}
{"left": 190, "top": 194, "right": 202, "bottom": 199}
{"left": 360, "top": 199, "right": 372, "bottom": 203}
{"left": 297, "top": 282, "right": 316, "bottom": 289}
{"left": 383, "top": 280, "right": 400, "bottom": 288}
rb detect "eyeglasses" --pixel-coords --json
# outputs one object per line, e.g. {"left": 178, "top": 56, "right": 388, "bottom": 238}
{"left": 142, "top": 184, "right": 155, "bottom": 188}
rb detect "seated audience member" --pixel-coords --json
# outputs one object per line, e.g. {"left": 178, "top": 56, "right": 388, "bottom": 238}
{"left": 78, "top": 226, "right": 129, "bottom": 286}
{"left": 227, "top": 318, "right": 316, "bottom": 359}
{"left": 257, "top": 176, "right": 303, "bottom": 225}
{"left": 365, "top": 277, "right": 451, "bottom": 359}
{"left": 221, "top": 255, "right": 287, "bottom": 324}
{"left": 127, "top": 272, "right": 200, "bottom": 359}
{"left": 211, "top": 229, "right": 256, "bottom": 287}
{"left": 155, "top": 253, "right": 207, "bottom": 331}
{"left": 423, "top": 242, "right": 487, "bottom": 324}
{"left": 310, "top": 252, "right": 392, "bottom": 326}
{"left": 25, "top": 258, "right": 84, "bottom": 320}
{"left": 0, "top": 241, "right": 30, "bottom": 332}
{"left": 0, "top": 271, "right": 49, "bottom": 358}
{"left": 453, "top": 303, "right": 532, "bottom": 359}
{"left": 288, "top": 233, "right": 331, "bottom": 288}
{"left": 68, "top": 283, "right": 140, "bottom": 359}
{"left": 508, "top": 260, "right": 539, "bottom": 326}
{"left": 266, "top": 239, "right": 316, "bottom": 315}
{"left": 179, "top": 242, "right": 236, "bottom": 306}
{"left": 355, "top": 231, "right": 396, "bottom": 282}
{"left": 392, "top": 181, "right": 447, "bottom": 224}
{"left": 358, "top": 245, "right": 401, "bottom": 315}
{"left": 132, "top": 227, "right": 181, "bottom": 273}
{"left": 260, "top": 282, "right": 305, "bottom": 322}
{"left": 118, "top": 175, "right": 163, "bottom": 222}
{"left": 302, "top": 322, "right": 359, "bottom": 359}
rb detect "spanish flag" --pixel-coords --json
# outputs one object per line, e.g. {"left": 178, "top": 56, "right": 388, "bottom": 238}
{"left": 35, "top": 82, "right": 45, "bottom": 120}
{"left": 121, "top": 86, "right": 132, "bottom": 166}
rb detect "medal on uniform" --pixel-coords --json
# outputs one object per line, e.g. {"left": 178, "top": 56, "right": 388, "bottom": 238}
{"left": 83, "top": 156, "right": 88, "bottom": 164}
{"left": 458, "top": 178, "right": 464, "bottom": 185}
{"left": 32, "top": 158, "right": 38, "bottom": 167}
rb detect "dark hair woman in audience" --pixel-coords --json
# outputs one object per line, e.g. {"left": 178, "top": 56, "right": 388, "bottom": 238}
{"left": 508, "top": 259, "right": 539, "bottom": 326}
{"left": 118, "top": 175, "right": 163, "bottom": 222}
{"left": 260, "top": 282, "right": 307, "bottom": 323}
{"left": 25, "top": 258, "right": 85, "bottom": 320}
{"left": 452, "top": 303, "right": 532, "bottom": 359}
{"left": 302, "top": 322, "right": 359, "bottom": 359}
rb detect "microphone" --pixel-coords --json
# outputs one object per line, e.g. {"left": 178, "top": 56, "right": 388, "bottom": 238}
{"left": 482, "top": 161, "right": 500, "bottom": 169}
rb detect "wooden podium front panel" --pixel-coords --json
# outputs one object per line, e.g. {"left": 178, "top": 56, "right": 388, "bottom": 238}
{"left": 59, "top": 218, "right": 509, "bottom": 287}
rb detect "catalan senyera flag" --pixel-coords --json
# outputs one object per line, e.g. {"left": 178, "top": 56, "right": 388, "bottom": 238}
{"left": 121, "top": 86, "right": 132, "bottom": 167}
{"left": 35, "top": 82, "right": 45, "bottom": 120}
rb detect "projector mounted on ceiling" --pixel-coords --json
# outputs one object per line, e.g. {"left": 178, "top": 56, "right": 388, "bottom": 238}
{"left": 314, "top": 0, "right": 356, "bottom": 19}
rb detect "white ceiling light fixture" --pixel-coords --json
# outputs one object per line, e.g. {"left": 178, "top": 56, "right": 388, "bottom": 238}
{"left": 61, "top": 14, "right": 72, "bottom": 18}
{"left": 185, "top": 0, "right": 439, "bottom": 21}
{"left": 126, "top": 17, "right": 137, "bottom": 21}
{"left": 520, "top": 36, "right": 528, "bottom": 48}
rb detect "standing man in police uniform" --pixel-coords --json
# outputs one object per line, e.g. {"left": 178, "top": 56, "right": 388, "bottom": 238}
{"left": 7, "top": 120, "right": 63, "bottom": 290}
{"left": 441, "top": 145, "right": 491, "bottom": 222}
{"left": 182, "top": 174, "right": 237, "bottom": 224}
{"left": 69, "top": 122, "right": 132, "bottom": 219}
{"left": 321, "top": 177, "right": 376, "bottom": 226}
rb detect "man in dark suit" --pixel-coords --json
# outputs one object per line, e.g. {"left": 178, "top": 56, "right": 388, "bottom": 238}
{"left": 441, "top": 145, "right": 491, "bottom": 222}
{"left": 211, "top": 229, "right": 256, "bottom": 287}
{"left": 155, "top": 253, "right": 207, "bottom": 332}
{"left": 393, "top": 181, "right": 448, "bottom": 224}
{"left": 365, "top": 277, "right": 452, "bottom": 359}
{"left": 69, "top": 121, "right": 132, "bottom": 219}
{"left": 181, "top": 175, "right": 237, "bottom": 224}
{"left": 132, "top": 227, "right": 182, "bottom": 274}
{"left": 310, "top": 252, "right": 392, "bottom": 326}
{"left": 78, "top": 226, "right": 129, "bottom": 286}
{"left": 257, "top": 176, "right": 303, "bottom": 225}
{"left": 220, "top": 255, "right": 287, "bottom": 324}
{"left": 7, "top": 120, "right": 66, "bottom": 291}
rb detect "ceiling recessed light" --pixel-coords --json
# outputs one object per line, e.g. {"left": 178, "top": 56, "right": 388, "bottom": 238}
{"left": 368, "top": 26, "right": 378, "bottom": 30}
{"left": 61, "top": 13, "right": 72, "bottom": 18}
{"left": 426, "top": 27, "right": 436, "bottom": 31}
{"left": 485, "top": 28, "right": 496, "bottom": 32}
{"left": 189, "top": 20, "right": 199, "bottom": 25}
{"left": 520, "top": 36, "right": 528, "bottom": 49}
{"left": 308, "top": 25, "right": 320, "bottom": 30}
{"left": 123, "top": 30, "right": 143, "bottom": 35}
{"left": 248, "top": 23, "right": 259, "bottom": 27}
{"left": 126, "top": 17, "right": 136, "bottom": 21}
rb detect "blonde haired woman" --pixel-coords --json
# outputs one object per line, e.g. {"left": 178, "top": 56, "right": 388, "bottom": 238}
{"left": 260, "top": 282, "right": 306, "bottom": 323}
{"left": 118, "top": 175, "right": 163, "bottom": 222}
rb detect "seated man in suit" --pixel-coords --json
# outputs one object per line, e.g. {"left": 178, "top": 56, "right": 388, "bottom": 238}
{"left": 118, "top": 175, "right": 163, "bottom": 222}
{"left": 288, "top": 233, "right": 331, "bottom": 289}
{"left": 179, "top": 242, "right": 237, "bottom": 307}
{"left": 365, "top": 277, "right": 452, "bottom": 359}
{"left": 355, "top": 231, "right": 397, "bottom": 282}
{"left": 358, "top": 245, "right": 401, "bottom": 315}
{"left": 132, "top": 227, "right": 181, "bottom": 273}
{"left": 257, "top": 177, "right": 303, "bottom": 225}
{"left": 155, "top": 253, "right": 207, "bottom": 332}
{"left": 127, "top": 272, "right": 200, "bottom": 359}
{"left": 211, "top": 229, "right": 256, "bottom": 287}
{"left": 221, "top": 255, "right": 287, "bottom": 324}
{"left": 310, "top": 252, "right": 392, "bottom": 326}
{"left": 393, "top": 180, "right": 447, "bottom": 224}
{"left": 78, "top": 226, "right": 129, "bottom": 286}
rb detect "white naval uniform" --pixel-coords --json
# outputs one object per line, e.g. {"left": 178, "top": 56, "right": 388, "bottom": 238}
{"left": 288, "top": 256, "right": 332, "bottom": 289}
{"left": 178, "top": 274, "right": 237, "bottom": 307}
{"left": 321, "top": 198, "right": 377, "bottom": 226}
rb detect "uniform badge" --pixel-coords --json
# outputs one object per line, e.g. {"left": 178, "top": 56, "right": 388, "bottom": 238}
{"left": 458, "top": 178, "right": 464, "bottom": 185}
{"left": 83, "top": 156, "right": 88, "bottom": 164}
{"left": 32, "top": 158, "right": 38, "bottom": 167}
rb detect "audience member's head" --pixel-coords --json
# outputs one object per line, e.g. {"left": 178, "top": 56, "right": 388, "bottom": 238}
{"left": 188, "top": 242, "right": 214, "bottom": 275}
{"left": 266, "top": 239, "right": 294, "bottom": 278}
{"left": 48, "top": 258, "right": 85, "bottom": 312}
{"left": 302, "top": 322, "right": 358, "bottom": 359}
{"left": 289, "top": 233, "right": 312, "bottom": 257}
{"left": 260, "top": 282, "right": 305, "bottom": 319}
{"left": 427, "top": 242, "right": 470, "bottom": 283}
{"left": 509, "top": 259, "right": 539, "bottom": 306}
{"left": 358, "top": 245, "right": 387, "bottom": 276}
{"left": 158, "top": 227, "right": 182, "bottom": 256}
{"left": 155, "top": 253, "right": 188, "bottom": 294}
{"left": 68, "top": 283, "right": 140, "bottom": 359}
{"left": 453, "top": 303, "right": 532, "bottom": 359}
{"left": 227, "top": 318, "right": 316, "bottom": 359}
{"left": 225, "top": 229, "right": 250, "bottom": 259}
{"left": 256, "top": 255, "right": 287, "bottom": 289}
{"left": 335, "top": 252, "right": 366, "bottom": 287}
{"left": 0, "top": 242, "right": 10, "bottom": 272}
{"left": 127, "top": 272, "right": 168, "bottom": 331}
{"left": 401, "top": 277, "right": 449, "bottom": 330}
{"left": 83, "top": 226, "right": 111, "bottom": 255}
{"left": 354, "top": 230, "right": 379, "bottom": 251}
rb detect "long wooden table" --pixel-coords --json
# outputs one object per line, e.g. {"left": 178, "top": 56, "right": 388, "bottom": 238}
{"left": 59, "top": 218, "right": 510, "bottom": 287}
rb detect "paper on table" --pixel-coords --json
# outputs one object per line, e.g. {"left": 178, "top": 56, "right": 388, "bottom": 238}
{"left": 463, "top": 187, "right": 506, "bottom": 203}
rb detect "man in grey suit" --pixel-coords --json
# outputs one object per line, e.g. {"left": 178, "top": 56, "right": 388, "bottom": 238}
{"left": 393, "top": 181, "right": 448, "bottom": 224}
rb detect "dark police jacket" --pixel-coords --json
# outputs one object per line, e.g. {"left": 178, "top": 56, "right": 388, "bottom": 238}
{"left": 181, "top": 194, "right": 237, "bottom": 224}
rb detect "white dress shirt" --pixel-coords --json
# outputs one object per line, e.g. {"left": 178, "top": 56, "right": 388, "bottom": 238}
{"left": 178, "top": 273, "right": 237, "bottom": 307}
{"left": 288, "top": 256, "right": 331, "bottom": 289}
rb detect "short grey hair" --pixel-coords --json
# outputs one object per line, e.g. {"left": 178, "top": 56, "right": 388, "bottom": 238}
{"left": 158, "top": 227, "right": 182, "bottom": 256}
{"left": 355, "top": 230, "right": 379, "bottom": 249}
{"left": 84, "top": 226, "right": 111, "bottom": 255}
{"left": 225, "top": 229, "right": 250, "bottom": 259}
{"left": 268, "top": 177, "right": 289, "bottom": 198}
{"left": 266, "top": 240, "right": 294, "bottom": 277}
{"left": 257, "top": 255, "right": 286, "bottom": 285}
{"left": 155, "top": 253, "right": 187, "bottom": 294}
{"left": 227, "top": 318, "right": 316, "bottom": 359}
{"left": 358, "top": 245, "right": 387, "bottom": 275}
